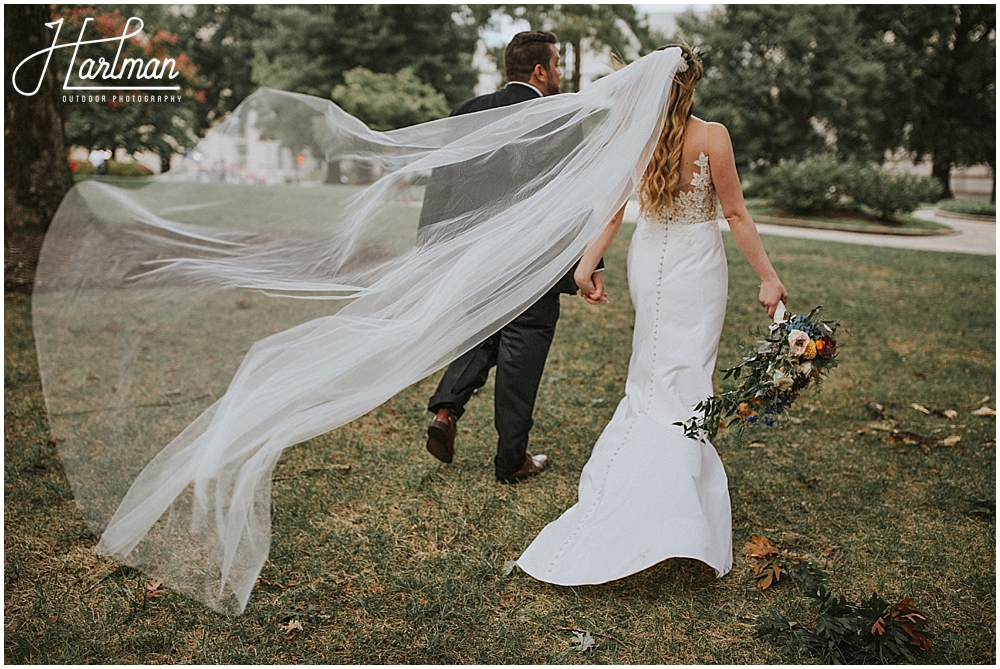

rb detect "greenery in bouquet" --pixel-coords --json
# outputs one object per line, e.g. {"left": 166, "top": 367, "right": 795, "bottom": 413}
{"left": 678, "top": 306, "right": 839, "bottom": 442}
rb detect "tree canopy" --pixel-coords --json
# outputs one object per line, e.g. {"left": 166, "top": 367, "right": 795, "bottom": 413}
{"left": 856, "top": 4, "right": 996, "bottom": 195}
{"left": 473, "top": 4, "right": 664, "bottom": 91}
{"left": 675, "top": 3, "right": 995, "bottom": 189}
{"left": 251, "top": 4, "right": 479, "bottom": 108}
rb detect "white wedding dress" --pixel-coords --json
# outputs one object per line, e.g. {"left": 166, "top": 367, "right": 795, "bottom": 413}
{"left": 517, "top": 151, "right": 733, "bottom": 584}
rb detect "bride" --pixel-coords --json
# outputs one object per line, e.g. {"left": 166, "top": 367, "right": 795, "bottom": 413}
{"left": 517, "top": 45, "right": 787, "bottom": 584}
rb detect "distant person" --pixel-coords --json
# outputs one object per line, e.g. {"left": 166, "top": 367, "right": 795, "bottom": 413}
{"left": 88, "top": 148, "right": 107, "bottom": 175}
{"left": 421, "top": 30, "right": 606, "bottom": 483}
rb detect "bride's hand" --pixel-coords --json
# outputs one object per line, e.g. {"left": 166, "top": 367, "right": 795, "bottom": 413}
{"left": 759, "top": 277, "right": 788, "bottom": 318}
{"left": 575, "top": 265, "right": 607, "bottom": 304}
{"left": 581, "top": 271, "right": 608, "bottom": 304}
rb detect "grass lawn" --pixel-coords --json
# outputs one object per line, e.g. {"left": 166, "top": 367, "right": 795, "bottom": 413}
{"left": 4, "top": 227, "right": 995, "bottom": 663}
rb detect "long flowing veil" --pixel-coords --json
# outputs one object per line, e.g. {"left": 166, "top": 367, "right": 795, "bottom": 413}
{"left": 32, "top": 48, "right": 682, "bottom": 614}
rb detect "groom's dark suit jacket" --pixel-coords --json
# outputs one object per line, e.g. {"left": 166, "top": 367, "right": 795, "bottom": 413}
{"left": 417, "top": 82, "right": 596, "bottom": 295}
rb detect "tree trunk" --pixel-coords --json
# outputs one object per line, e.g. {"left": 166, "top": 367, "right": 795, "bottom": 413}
{"left": 5, "top": 5, "right": 73, "bottom": 233}
{"left": 930, "top": 158, "right": 953, "bottom": 200}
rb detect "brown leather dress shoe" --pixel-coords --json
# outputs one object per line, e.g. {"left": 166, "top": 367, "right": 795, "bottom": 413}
{"left": 426, "top": 409, "right": 456, "bottom": 463}
{"left": 502, "top": 453, "right": 548, "bottom": 483}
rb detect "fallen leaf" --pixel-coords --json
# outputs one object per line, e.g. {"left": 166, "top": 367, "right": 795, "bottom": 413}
{"left": 972, "top": 406, "right": 996, "bottom": 417}
{"left": 282, "top": 619, "right": 304, "bottom": 636}
{"left": 910, "top": 403, "right": 931, "bottom": 414}
{"left": 140, "top": 578, "right": 166, "bottom": 600}
{"left": 570, "top": 631, "right": 595, "bottom": 652}
{"left": 941, "top": 409, "right": 958, "bottom": 419}
{"left": 889, "top": 429, "right": 932, "bottom": 446}
{"left": 501, "top": 560, "right": 518, "bottom": 577}
{"left": 744, "top": 535, "right": 778, "bottom": 558}
{"left": 863, "top": 399, "right": 887, "bottom": 418}
{"left": 939, "top": 435, "right": 961, "bottom": 447}
{"left": 979, "top": 395, "right": 990, "bottom": 405}
{"left": 758, "top": 562, "right": 782, "bottom": 590}
{"left": 332, "top": 464, "right": 351, "bottom": 472}
{"left": 871, "top": 617, "right": 886, "bottom": 635}
{"left": 747, "top": 441, "right": 766, "bottom": 448}
{"left": 867, "top": 421, "right": 894, "bottom": 432}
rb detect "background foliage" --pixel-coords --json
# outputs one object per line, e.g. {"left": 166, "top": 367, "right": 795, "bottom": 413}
{"left": 675, "top": 4, "right": 995, "bottom": 198}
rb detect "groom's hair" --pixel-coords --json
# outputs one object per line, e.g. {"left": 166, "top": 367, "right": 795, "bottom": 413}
{"left": 504, "top": 31, "right": 558, "bottom": 82}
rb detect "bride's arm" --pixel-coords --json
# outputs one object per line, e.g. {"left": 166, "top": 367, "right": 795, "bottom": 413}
{"left": 708, "top": 122, "right": 788, "bottom": 317}
{"left": 574, "top": 204, "right": 626, "bottom": 303}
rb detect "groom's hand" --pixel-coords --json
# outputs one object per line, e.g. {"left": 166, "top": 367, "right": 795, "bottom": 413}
{"left": 580, "top": 270, "right": 608, "bottom": 304}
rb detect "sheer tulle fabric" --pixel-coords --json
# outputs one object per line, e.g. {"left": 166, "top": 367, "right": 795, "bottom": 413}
{"left": 33, "top": 49, "right": 683, "bottom": 614}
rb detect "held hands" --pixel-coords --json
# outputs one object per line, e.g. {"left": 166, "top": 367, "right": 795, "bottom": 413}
{"left": 759, "top": 277, "right": 788, "bottom": 319}
{"left": 575, "top": 267, "right": 608, "bottom": 304}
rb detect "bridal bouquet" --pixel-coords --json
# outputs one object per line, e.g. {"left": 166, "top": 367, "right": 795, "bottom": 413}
{"left": 678, "top": 305, "right": 839, "bottom": 442}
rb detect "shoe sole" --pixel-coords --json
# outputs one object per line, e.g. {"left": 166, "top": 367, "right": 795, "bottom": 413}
{"left": 426, "top": 422, "right": 453, "bottom": 463}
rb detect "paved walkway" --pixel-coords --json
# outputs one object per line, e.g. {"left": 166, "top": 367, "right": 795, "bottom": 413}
{"left": 623, "top": 203, "right": 995, "bottom": 256}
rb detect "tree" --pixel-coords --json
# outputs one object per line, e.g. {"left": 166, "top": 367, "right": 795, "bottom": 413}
{"left": 251, "top": 5, "right": 479, "bottom": 108}
{"left": 675, "top": 5, "right": 892, "bottom": 171}
{"left": 473, "top": 4, "right": 663, "bottom": 91}
{"left": 53, "top": 6, "right": 208, "bottom": 172}
{"left": 331, "top": 68, "right": 450, "bottom": 131}
{"left": 856, "top": 5, "right": 996, "bottom": 199}
{"left": 5, "top": 4, "right": 73, "bottom": 233}
{"left": 133, "top": 4, "right": 265, "bottom": 137}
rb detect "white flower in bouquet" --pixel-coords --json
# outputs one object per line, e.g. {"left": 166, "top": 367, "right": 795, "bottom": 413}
{"left": 787, "top": 329, "right": 811, "bottom": 356}
{"left": 771, "top": 367, "right": 795, "bottom": 390}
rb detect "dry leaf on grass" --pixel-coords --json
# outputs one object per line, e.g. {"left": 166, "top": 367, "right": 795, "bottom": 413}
{"left": 972, "top": 406, "right": 996, "bottom": 417}
{"left": 282, "top": 620, "right": 304, "bottom": 637}
{"left": 744, "top": 535, "right": 778, "bottom": 558}
{"left": 863, "top": 399, "right": 887, "bottom": 418}
{"left": 910, "top": 403, "right": 931, "bottom": 414}
{"left": 889, "top": 429, "right": 932, "bottom": 446}
{"left": 139, "top": 578, "right": 166, "bottom": 600}
{"left": 754, "top": 560, "right": 784, "bottom": 590}
{"left": 939, "top": 435, "right": 961, "bottom": 447}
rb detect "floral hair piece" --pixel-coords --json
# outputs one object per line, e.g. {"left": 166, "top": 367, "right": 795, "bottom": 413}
{"left": 676, "top": 58, "right": 689, "bottom": 73}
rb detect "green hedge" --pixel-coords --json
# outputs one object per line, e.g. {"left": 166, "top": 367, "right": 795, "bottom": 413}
{"left": 755, "top": 158, "right": 944, "bottom": 221}
{"left": 937, "top": 198, "right": 995, "bottom": 217}
{"left": 70, "top": 159, "right": 153, "bottom": 177}
{"left": 754, "top": 157, "right": 852, "bottom": 214}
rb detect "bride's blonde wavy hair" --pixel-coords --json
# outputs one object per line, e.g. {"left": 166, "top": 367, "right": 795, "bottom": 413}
{"left": 638, "top": 44, "right": 703, "bottom": 219}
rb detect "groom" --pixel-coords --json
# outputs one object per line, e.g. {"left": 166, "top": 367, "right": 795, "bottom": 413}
{"left": 422, "top": 31, "right": 605, "bottom": 483}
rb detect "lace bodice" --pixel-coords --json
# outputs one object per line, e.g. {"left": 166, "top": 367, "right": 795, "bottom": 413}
{"left": 654, "top": 152, "right": 718, "bottom": 226}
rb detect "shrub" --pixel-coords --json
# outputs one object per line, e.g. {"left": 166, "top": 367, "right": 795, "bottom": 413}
{"left": 755, "top": 156, "right": 851, "bottom": 214}
{"left": 847, "top": 167, "right": 944, "bottom": 221}
{"left": 756, "top": 157, "right": 945, "bottom": 221}
{"left": 71, "top": 160, "right": 96, "bottom": 175}
{"left": 104, "top": 160, "right": 154, "bottom": 177}
{"left": 937, "top": 198, "right": 996, "bottom": 217}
